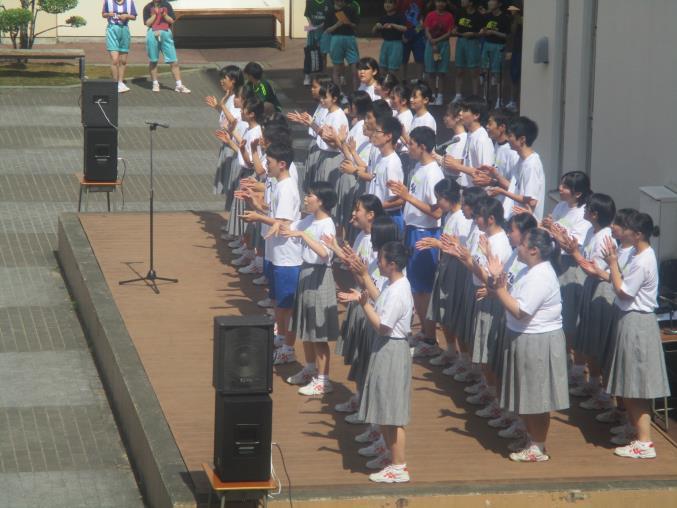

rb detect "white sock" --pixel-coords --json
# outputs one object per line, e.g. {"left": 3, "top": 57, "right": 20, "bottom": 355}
{"left": 532, "top": 441, "right": 545, "bottom": 453}
{"left": 391, "top": 463, "right": 406, "bottom": 470}
{"left": 176, "top": 80, "right": 182, "bottom": 87}
{"left": 317, "top": 374, "right": 328, "bottom": 382}
{"left": 153, "top": 80, "right": 159, "bottom": 86}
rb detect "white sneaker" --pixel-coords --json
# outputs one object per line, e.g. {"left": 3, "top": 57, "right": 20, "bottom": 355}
{"left": 175, "top": 84, "right": 191, "bottom": 94}
{"left": 118, "top": 82, "right": 130, "bottom": 93}
{"left": 273, "top": 334, "right": 286, "bottom": 348}
{"left": 442, "top": 359, "right": 466, "bottom": 376}
{"left": 273, "top": 347, "right": 296, "bottom": 365}
{"left": 286, "top": 367, "right": 317, "bottom": 385}
{"left": 335, "top": 395, "right": 360, "bottom": 413}
{"left": 303, "top": 74, "right": 311, "bottom": 86}
{"left": 358, "top": 437, "right": 387, "bottom": 457}
{"left": 366, "top": 452, "right": 391, "bottom": 470}
{"left": 369, "top": 464, "right": 410, "bottom": 483}
{"left": 454, "top": 369, "right": 481, "bottom": 384}
{"left": 509, "top": 444, "right": 550, "bottom": 463}
{"left": 238, "top": 261, "right": 261, "bottom": 275}
{"left": 413, "top": 341, "right": 441, "bottom": 358}
{"left": 466, "top": 391, "right": 494, "bottom": 406}
{"left": 498, "top": 420, "right": 526, "bottom": 440}
{"left": 152, "top": 82, "right": 160, "bottom": 92}
{"left": 298, "top": 377, "right": 333, "bottom": 395}
{"left": 253, "top": 275, "right": 268, "bottom": 286}
{"left": 614, "top": 440, "right": 656, "bottom": 459}
{"left": 488, "top": 413, "right": 515, "bottom": 429}
{"left": 257, "top": 297, "right": 273, "bottom": 308}
{"left": 433, "top": 93, "right": 444, "bottom": 106}
{"left": 231, "top": 255, "right": 250, "bottom": 266}
{"left": 464, "top": 381, "right": 487, "bottom": 395}
{"left": 355, "top": 426, "right": 381, "bottom": 443}
{"left": 232, "top": 245, "right": 248, "bottom": 255}
{"left": 451, "top": 93, "right": 463, "bottom": 104}
{"left": 228, "top": 239, "right": 242, "bottom": 248}
{"left": 429, "top": 352, "right": 456, "bottom": 366}
{"left": 476, "top": 401, "right": 502, "bottom": 419}
{"left": 344, "top": 412, "right": 365, "bottom": 425}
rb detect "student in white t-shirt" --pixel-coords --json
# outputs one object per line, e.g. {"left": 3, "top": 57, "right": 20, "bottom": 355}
{"left": 487, "top": 228, "right": 569, "bottom": 463}
{"left": 490, "top": 116, "right": 545, "bottom": 220}
{"left": 443, "top": 96, "right": 495, "bottom": 187}
{"left": 281, "top": 182, "right": 340, "bottom": 396}
{"left": 357, "top": 57, "right": 380, "bottom": 100}
{"left": 356, "top": 241, "right": 414, "bottom": 483}
{"left": 434, "top": 102, "right": 467, "bottom": 180}
{"left": 369, "top": 116, "right": 406, "bottom": 234}
{"left": 240, "top": 144, "right": 302, "bottom": 366}
{"left": 602, "top": 212, "right": 670, "bottom": 460}
{"left": 388, "top": 126, "right": 444, "bottom": 349}
{"left": 391, "top": 84, "right": 414, "bottom": 181}
{"left": 400, "top": 82, "right": 437, "bottom": 159}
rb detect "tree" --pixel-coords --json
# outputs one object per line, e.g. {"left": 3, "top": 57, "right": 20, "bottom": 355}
{"left": 0, "top": 0, "right": 86, "bottom": 49}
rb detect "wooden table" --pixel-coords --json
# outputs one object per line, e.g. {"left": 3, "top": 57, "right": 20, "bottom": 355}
{"left": 202, "top": 463, "right": 278, "bottom": 508}
{"left": 171, "top": 1, "right": 286, "bottom": 50}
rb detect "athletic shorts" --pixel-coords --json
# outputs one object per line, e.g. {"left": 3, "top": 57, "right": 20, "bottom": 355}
{"left": 320, "top": 31, "right": 332, "bottom": 54}
{"left": 106, "top": 24, "right": 131, "bottom": 53}
{"left": 306, "top": 28, "right": 323, "bottom": 48}
{"left": 455, "top": 37, "right": 481, "bottom": 69}
{"left": 481, "top": 41, "right": 505, "bottom": 74}
{"left": 146, "top": 29, "right": 177, "bottom": 63}
{"left": 329, "top": 35, "right": 360, "bottom": 65}
{"left": 424, "top": 40, "right": 450, "bottom": 75}
{"left": 402, "top": 29, "right": 425, "bottom": 64}
{"left": 272, "top": 264, "right": 301, "bottom": 309}
{"left": 387, "top": 209, "right": 405, "bottom": 237}
{"left": 379, "top": 40, "right": 403, "bottom": 71}
{"left": 405, "top": 225, "right": 440, "bottom": 293}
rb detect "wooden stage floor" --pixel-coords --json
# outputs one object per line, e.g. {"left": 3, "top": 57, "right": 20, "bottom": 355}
{"left": 80, "top": 211, "right": 677, "bottom": 501}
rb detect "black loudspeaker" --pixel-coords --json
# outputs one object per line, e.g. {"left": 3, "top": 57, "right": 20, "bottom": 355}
{"left": 213, "top": 315, "right": 274, "bottom": 395}
{"left": 84, "top": 127, "right": 118, "bottom": 182}
{"left": 214, "top": 393, "right": 272, "bottom": 482}
{"left": 81, "top": 80, "right": 118, "bottom": 128}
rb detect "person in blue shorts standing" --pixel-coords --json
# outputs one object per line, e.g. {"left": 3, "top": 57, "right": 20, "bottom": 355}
{"left": 423, "top": 0, "right": 454, "bottom": 106}
{"left": 451, "top": 0, "right": 483, "bottom": 103}
{"left": 374, "top": 0, "right": 407, "bottom": 74}
{"left": 142, "top": 0, "right": 191, "bottom": 94}
{"left": 325, "top": 0, "right": 361, "bottom": 87}
{"left": 102, "top": 0, "right": 137, "bottom": 93}
{"left": 479, "top": 0, "right": 510, "bottom": 106}
{"left": 398, "top": 0, "right": 425, "bottom": 81}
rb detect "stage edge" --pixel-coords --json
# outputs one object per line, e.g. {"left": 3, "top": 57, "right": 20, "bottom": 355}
{"left": 57, "top": 213, "right": 196, "bottom": 508}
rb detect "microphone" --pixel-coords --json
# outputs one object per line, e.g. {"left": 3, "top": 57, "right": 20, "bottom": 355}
{"left": 145, "top": 121, "right": 170, "bottom": 129}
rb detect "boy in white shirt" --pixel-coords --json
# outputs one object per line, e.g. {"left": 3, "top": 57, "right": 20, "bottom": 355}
{"left": 388, "top": 126, "right": 444, "bottom": 347}
{"left": 489, "top": 116, "right": 545, "bottom": 220}
{"left": 369, "top": 115, "right": 406, "bottom": 234}
{"left": 434, "top": 102, "right": 467, "bottom": 181}
{"left": 241, "top": 144, "right": 303, "bottom": 365}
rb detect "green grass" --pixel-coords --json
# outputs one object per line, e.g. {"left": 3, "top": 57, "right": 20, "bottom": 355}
{"left": 0, "top": 62, "right": 178, "bottom": 86}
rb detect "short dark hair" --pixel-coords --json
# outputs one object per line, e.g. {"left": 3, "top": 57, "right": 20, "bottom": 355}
{"left": 460, "top": 95, "right": 489, "bottom": 124}
{"left": 434, "top": 177, "right": 462, "bottom": 204}
{"left": 445, "top": 101, "right": 463, "bottom": 117}
{"left": 409, "top": 126, "right": 436, "bottom": 152}
{"left": 377, "top": 116, "right": 403, "bottom": 147}
{"left": 508, "top": 116, "right": 539, "bottom": 146}
{"left": 310, "top": 72, "right": 332, "bottom": 89}
{"left": 412, "top": 81, "right": 433, "bottom": 102}
{"left": 473, "top": 196, "right": 505, "bottom": 227}
{"left": 586, "top": 193, "right": 616, "bottom": 228}
{"left": 613, "top": 208, "right": 638, "bottom": 229}
{"left": 219, "top": 65, "right": 244, "bottom": 89}
{"left": 372, "top": 99, "right": 394, "bottom": 123}
{"left": 319, "top": 81, "right": 342, "bottom": 102}
{"left": 357, "top": 56, "right": 380, "bottom": 75}
{"left": 488, "top": 107, "right": 516, "bottom": 129}
{"left": 508, "top": 212, "right": 537, "bottom": 234}
{"left": 349, "top": 90, "right": 373, "bottom": 118}
{"left": 379, "top": 241, "right": 409, "bottom": 271}
{"left": 243, "top": 61, "right": 264, "bottom": 80}
{"left": 391, "top": 84, "right": 411, "bottom": 104}
{"left": 461, "top": 186, "right": 487, "bottom": 209}
{"left": 266, "top": 143, "right": 294, "bottom": 168}
{"left": 626, "top": 212, "right": 660, "bottom": 240}
{"left": 526, "top": 228, "right": 559, "bottom": 264}
{"left": 560, "top": 171, "right": 592, "bottom": 207}
{"left": 245, "top": 97, "right": 265, "bottom": 123}
{"left": 371, "top": 216, "right": 400, "bottom": 251}
{"left": 356, "top": 194, "right": 385, "bottom": 217}
{"left": 309, "top": 181, "right": 337, "bottom": 212}
{"left": 376, "top": 72, "right": 399, "bottom": 92}
{"left": 263, "top": 124, "right": 292, "bottom": 147}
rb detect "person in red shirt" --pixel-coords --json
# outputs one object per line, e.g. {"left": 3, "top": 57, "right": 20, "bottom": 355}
{"left": 423, "top": 0, "right": 454, "bottom": 105}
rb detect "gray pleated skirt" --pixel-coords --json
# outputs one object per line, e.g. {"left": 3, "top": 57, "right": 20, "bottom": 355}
{"left": 499, "top": 328, "right": 570, "bottom": 415}
{"left": 427, "top": 255, "right": 459, "bottom": 325}
{"left": 558, "top": 255, "right": 585, "bottom": 337}
{"left": 491, "top": 323, "right": 508, "bottom": 379}
{"left": 574, "top": 277, "right": 615, "bottom": 361}
{"left": 471, "top": 296, "right": 505, "bottom": 365}
{"left": 226, "top": 166, "right": 251, "bottom": 237}
{"left": 348, "top": 321, "right": 377, "bottom": 390}
{"left": 292, "top": 263, "right": 340, "bottom": 342}
{"left": 337, "top": 300, "right": 362, "bottom": 360}
{"left": 213, "top": 144, "right": 235, "bottom": 194}
{"left": 459, "top": 278, "right": 480, "bottom": 347}
{"left": 358, "top": 336, "right": 412, "bottom": 426}
{"left": 303, "top": 139, "right": 322, "bottom": 192}
{"left": 335, "top": 172, "right": 358, "bottom": 225}
{"left": 224, "top": 155, "right": 243, "bottom": 210}
{"left": 315, "top": 150, "right": 343, "bottom": 187}
{"left": 605, "top": 309, "right": 671, "bottom": 399}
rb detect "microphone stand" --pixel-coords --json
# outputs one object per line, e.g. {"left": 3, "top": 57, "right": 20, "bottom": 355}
{"left": 119, "top": 121, "right": 178, "bottom": 294}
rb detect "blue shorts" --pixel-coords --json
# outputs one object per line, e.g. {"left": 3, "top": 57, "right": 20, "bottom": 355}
{"left": 424, "top": 40, "right": 450, "bottom": 75}
{"left": 329, "top": 34, "right": 360, "bottom": 65}
{"left": 455, "top": 37, "right": 481, "bottom": 69}
{"left": 387, "top": 209, "right": 405, "bottom": 238}
{"left": 146, "top": 29, "right": 177, "bottom": 63}
{"left": 405, "top": 225, "right": 440, "bottom": 294}
{"left": 481, "top": 41, "right": 505, "bottom": 74}
{"left": 106, "top": 24, "right": 131, "bottom": 53}
{"left": 306, "top": 28, "right": 323, "bottom": 48}
{"left": 272, "top": 264, "right": 301, "bottom": 309}
{"left": 320, "top": 31, "right": 332, "bottom": 54}
{"left": 379, "top": 40, "right": 403, "bottom": 71}
{"left": 402, "top": 29, "right": 425, "bottom": 64}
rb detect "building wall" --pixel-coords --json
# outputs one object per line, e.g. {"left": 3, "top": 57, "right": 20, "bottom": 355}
{"left": 522, "top": 0, "right": 677, "bottom": 210}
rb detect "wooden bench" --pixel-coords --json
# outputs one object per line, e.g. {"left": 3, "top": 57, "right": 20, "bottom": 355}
{"left": 0, "top": 48, "right": 86, "bottom": 80}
